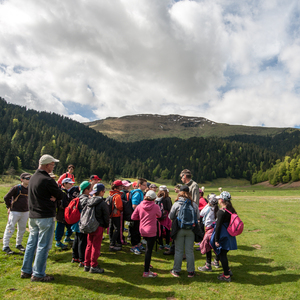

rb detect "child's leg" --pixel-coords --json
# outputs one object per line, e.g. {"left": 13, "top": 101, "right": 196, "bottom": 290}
{"left": 84, "top": 234, "right": 92, "bottom": 267}
{"left": 109, "top": 219, "right": 114, "bottom": 246}
{"left": 144, "top": 236, "right": 156, "bottom": 272}
{"left": 55, "top": 222, "right": 65, "bottom": 242}
{"left": 112, "top": 217, "right": 121, "bottom": 245}
{"left": 158, "top": 224, "right": 163, "bottom": 245}
{"left": 91, "top": 227, "right": 103, "bottom": 268}
{"left": 206, "top": 250, "right": 212, "bottom": 264}
{"left": 72, "top": 232, "right": 79, "bottom": 259}
{"left": 218, "top": 249, "right": 230, "bottom": 275}
{"left": 78, "top": 233, "right": 88, "bottom": 262}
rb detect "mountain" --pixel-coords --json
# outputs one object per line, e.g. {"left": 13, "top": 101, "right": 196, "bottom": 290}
{"left": 84, "top": 114, "right": 295, "bottom": 142}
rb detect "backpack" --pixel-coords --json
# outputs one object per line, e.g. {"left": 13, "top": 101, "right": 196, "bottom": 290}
{"left": 105, "top": 195, "right": 116, "bottom": 217}
{"left": 64, "top": 197, "right": 80, "bottom": 225}
{"left": 225, "top": 209, "right": 244, "bottom": 236}
{"left": 11, "top": 184, "right": 27, "bottom": 209}
{"left": 177, "top": 199, "right": 197, "bottom": 230}
{"left": 122, "top": 191, "right": 137, "bottom": 221}
{"left": 155, "top": 198, "right": 166, "bottom": 221}
{"left": 79, "top": 204, "right": 99, "bottom": 234}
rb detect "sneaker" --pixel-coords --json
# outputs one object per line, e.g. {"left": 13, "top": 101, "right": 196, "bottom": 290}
{"left": 188, "top": 271, "right": 196, "bottom": 278}
{"left": 217, "top": 273, "right": 231, "bottom": 282}
{"left": 55, "top": 242, "right": 68, "bottom": 250}
{"left": 20, "top": 271, "right": 32, "bottom": 279}
{"left": 78, "top": 262, "right": 85, "bottom": 268}
{"left": 71, "top": 258, "right": 79, "bottom": 263}
{"left": 89, "top": 266, "right": 104, "bottom": 274}
{"left": 3, "top": 246, "right": 14, "bottom": 254}
{"left": 228, "top": 269, "right": 233, "bottom": 277}
{"left": 198, "top": 263, "right": 212, "bottom": 272}
{"left": 138, "top": 244, "right": 146, "bottom": 252}
{"left": 84, "top": 266, "right": 90, "bottom": 272}
{"left": 170, "top": 270, "right": 180, "bottom": 278}
{"left": 130, "top": 246, "right": 141, "bottom": 255}
{"left": 163, "top": 250, "right": 174, "bottom": 255}
{"left": 143, "top": 271, "right": 158, "bottom": 278}
{"left": 164, "top": 244, "right": 171, "bottom": 250}
{"left": 31, "top": 275, "right": 54, "bottom": 282}
{"left": 64, "top": 237, "right": 74, "bottom": 243}
{"left": 159, "top": 245, "right": 164, "bottom": 250}
{"left": 16, "top": 244, "right": 26, "bottom": 252}
{"left": 109, "top": 246, "right": 122, "bottom": 252}
{"left": 124, "top": 227, "right": 128, "bottom": 232}
{"left": 141, "top": 239, "right": 147, "bottom": 245}
{"left": 212, "top": 259, "right": 220, "bottom": 268}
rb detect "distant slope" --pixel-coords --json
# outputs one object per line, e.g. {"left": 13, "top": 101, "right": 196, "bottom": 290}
{"left": 84, "top": 114, "right": 293, "bottom": 142}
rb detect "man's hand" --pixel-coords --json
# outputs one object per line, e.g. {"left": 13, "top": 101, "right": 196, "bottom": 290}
{"left": 50, "top": 196, "right": 56, "bottom": 202}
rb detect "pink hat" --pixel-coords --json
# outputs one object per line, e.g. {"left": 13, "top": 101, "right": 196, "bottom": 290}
{"left": 122, "top": 180, "right": 132, "bottom": 187}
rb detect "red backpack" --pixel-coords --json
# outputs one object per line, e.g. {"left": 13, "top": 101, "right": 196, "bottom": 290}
{"left": 225, "top": 209, "right": 244, "bottom": 236}
{"left": 65, "top": 197, "right": 81, "bottom": 224}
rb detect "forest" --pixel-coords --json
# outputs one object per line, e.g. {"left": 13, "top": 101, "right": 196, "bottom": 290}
{"left": 0, "top": 97, "right": 299, "bottom": 185}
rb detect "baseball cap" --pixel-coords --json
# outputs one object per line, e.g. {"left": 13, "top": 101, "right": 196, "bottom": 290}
{"left": 113, "top": 180, "right": 123, "bottom": 186}
{"left": 90, "top": 175, "right": 101, "bottom": 181}
{"left": 149, "top": 184, "right": 158, "bottom": 188}
{"left": 145, "top": 190, "right": 157, "bottom": 200}
{"left": 79, "top": 181, "right": 90, "bottom": 195}
{"left": 180, "top": 185, "right": 189, "bottom": 192}
{"left": 207, "top": 193, "right": 218, "bottom": 205}
{"left": 159, "top": 185, "right": 169, "bottom": 192}
{"left": 180, "top": 169, "right": 191, "bottom": 177}
{"left": 90, "top": 183, "right": 105, "bottom": 195}
{"left": 39, "top": 154, "right": 59, "bottom": 165}
{"left": 132, "top": 181, "right": 137, "bottom": 188}
{"left": 62, "top": 178, "right": 75, "bottom": 184}
{"left": 20, "top": 172, "right": 31, "bottom": 179}
{"left": 122, "top": 180, "right": 132, "bottom": 187}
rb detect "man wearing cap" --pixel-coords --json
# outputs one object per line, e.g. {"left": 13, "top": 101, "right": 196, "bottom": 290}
{"left": 54, "top": 177, "right": 79, "bottom": 249}
{"left": 21, "top": 154, "right": 65, "bottom": 282}
{"left": 3, "top": 172, "right": 31, "bottom": 254}
{"left": 89, "top": 175, "right": 101, "bottom": 187}
{"left": 180, "top": 169, "right": 200, "bottom": 206}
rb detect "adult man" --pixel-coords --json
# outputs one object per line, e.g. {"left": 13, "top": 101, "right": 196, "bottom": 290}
{"left": 21, "top": 154, "right": 65, "bottom": 282}
{"left": 180, "top": 169, "right": 200, "bottom": 206}
{"left": 3, "top": 172, "right": 31, "bottom": 254}
{"left": 129, "top": 178, "right": 147, "bottom": 255}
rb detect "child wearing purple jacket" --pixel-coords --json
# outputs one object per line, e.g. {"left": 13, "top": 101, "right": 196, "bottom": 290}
{"left": 131, "top": 190, "right": 162, "bottom": 278}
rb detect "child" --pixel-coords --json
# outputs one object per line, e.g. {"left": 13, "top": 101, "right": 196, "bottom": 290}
{"left": 55, "top": 178, "right": 79, "bottom": 249}
{"left": 197, "top": 193, "right": 220, "bottom": 271}
{"left": 211, "top": 191, "right": 237, "bottom": 282}
{"left": 131, "top": 190, "right": 162, "bottom": 278}
{"left": 71, "top": 181, "right": 91, "bottom": 266}
{"left": 84, "top": 183, "right": 110, "bottom": 274}
{"left": 156, "top": 185, "right": 172, "bottom": 250}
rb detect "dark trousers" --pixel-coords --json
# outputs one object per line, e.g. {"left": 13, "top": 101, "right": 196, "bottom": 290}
{"left": 72, "top": 232, "right": 87, "bottom": 262}
{"left": 55, "top": 222, "right": 72, "bottom": 242}
{"left": 218, "top": 249, "right": 229, "bottom": 275}
{"left": 158, "top": 226, "right": 170, "bottom": 245}
{"left": 130, "top": 220, "right": 141, "bottom": 246}
{"left": 144, "top": 236, "right": 156, "bottom": 272}
{"left": 109, "top": 217, "right": 121, "bottom": 246}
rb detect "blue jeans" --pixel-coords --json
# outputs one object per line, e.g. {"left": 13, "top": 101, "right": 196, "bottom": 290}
{"left": 55, "top": 221, "right": 73, "bottom": 242}
{"left": 21, "top": 218, "right": 55, "bottom": 278}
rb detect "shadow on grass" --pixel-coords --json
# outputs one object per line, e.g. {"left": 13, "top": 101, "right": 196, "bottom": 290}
{"left": 53, "top": 274, "right": 174, "bottom": 298}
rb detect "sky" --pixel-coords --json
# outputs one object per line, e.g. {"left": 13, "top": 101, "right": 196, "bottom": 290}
{"left": 1, "top": 0, "right": 300, "bottom": 127}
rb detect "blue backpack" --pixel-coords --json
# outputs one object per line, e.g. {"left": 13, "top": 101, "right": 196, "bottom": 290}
{"left": 177, "top": 199, "right": 197, "bottom": 230}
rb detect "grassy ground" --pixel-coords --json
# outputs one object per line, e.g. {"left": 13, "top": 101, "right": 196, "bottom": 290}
{"left": 0, "top": 183, "right": 300, "bottom": 300}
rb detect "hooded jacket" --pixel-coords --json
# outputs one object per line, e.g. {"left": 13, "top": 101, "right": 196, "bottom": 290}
{"left": 87, "top": 196, "right": 110, "bottom": 228}
{"left": 131, "top": 199, "right": 162, "bottom": 237}
{"left": 109, "top": 190, "right": 123, "bottom": 217}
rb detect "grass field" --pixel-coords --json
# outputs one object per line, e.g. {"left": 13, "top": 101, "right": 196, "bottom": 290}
{"left": 1, "top": 182, "right": 300, "bottom": 300}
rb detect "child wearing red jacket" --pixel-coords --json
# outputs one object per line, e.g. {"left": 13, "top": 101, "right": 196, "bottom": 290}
{"left": 131, "top": 190, "right": 162, "bottom": 278}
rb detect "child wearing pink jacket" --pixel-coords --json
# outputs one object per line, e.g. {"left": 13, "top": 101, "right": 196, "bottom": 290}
{"left": 131, "top": 190, "right": 162, "bottom": 278}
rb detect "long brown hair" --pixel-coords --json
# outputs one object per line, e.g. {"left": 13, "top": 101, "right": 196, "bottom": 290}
{"left": 157, "top": 190, "right": 169, "bottom": 198}
{"left": 175, "top": 191, "right": 193, "bottom": 202}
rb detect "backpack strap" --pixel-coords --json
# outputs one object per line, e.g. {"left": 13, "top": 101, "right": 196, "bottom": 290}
{"left": 224, "top": 208, "right": 232, "bottom": 215}
{"left": 11, "top": 184, "right": 27, "bottom": 209}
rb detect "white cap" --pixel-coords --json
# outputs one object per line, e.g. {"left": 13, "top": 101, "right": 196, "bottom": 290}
{"left": 145, "top": 190, "right": 157, "bottom": 200}
{"left": 62, "top": 178, "right": 74, "bottom": 184}
{"left": 39, "top": 154, "right": 59, "bottom": 165}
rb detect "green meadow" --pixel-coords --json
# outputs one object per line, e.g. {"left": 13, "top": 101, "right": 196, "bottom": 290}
{"left": 0, "top": 180, "right": 300, "bottom": 300}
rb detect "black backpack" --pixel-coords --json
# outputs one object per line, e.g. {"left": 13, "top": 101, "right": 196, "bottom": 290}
{"left": 155, "top": 198, "right": 166, "bottom": 221}
{"left": 105, "top": 195, "right": 116, "bottom": 217}
{"left": 122, "top": 190, "right": 138, "bottom": 221}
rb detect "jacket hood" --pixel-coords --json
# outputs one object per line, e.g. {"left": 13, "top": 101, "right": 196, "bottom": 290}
{"left": 87, "top": 196, "right": 104, "bottom": 207}
{"left": 140, "top": 199, "right": 156, "bottom": 211}
{"left": 109, "top": 190, "right": 122, "bottom": 197}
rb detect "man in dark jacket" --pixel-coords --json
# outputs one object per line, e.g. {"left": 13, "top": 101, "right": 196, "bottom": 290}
{"left": 84, "top": 183, "right": 110, "bottom": 274}
{"left": 21, "top": 154, "right": 65, "bottom": 282}
{"left": 3, "top": 172, "right": 31, "bottom": 254}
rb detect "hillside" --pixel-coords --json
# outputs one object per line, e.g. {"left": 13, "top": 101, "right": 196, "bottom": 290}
{"left": 84, "top": 114, "right": 292, "bottom": 142}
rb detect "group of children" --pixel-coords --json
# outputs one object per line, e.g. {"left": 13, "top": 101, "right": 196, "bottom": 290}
{"left": 3, "top": 166, "right": 239, "bottom": 282}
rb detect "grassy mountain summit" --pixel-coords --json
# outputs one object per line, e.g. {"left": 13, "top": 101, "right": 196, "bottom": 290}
{"left": 84, "top": 114, "right": 291, "bottom": 142}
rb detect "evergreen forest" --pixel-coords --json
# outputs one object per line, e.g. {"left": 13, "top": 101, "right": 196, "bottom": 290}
{"left": 1, "top": 97, "right": 300, "bottom": 185}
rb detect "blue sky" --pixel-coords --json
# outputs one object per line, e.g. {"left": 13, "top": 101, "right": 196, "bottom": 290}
{"left": 0, "top": 0, "right": 300, "bottom": 127}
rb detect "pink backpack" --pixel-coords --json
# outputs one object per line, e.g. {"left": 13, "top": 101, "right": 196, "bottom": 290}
{"left": 225, "top": 209, "right": 244, "bottom": 236}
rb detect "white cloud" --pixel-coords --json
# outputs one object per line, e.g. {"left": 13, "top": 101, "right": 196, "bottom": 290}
{"left": 0, "top": 0, "right": 299, "bottom": 127}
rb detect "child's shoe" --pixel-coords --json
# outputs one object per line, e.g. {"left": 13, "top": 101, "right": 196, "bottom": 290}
{"left": 55, "top": 242, "right": 68, "bottom": 250}
{"left": 164, "top": 244, "right": 171, "bottom": 250}
{"left": 90, "top": 266, "right": 104, "bottom": 274}
{"left": 198, "top": 263, "right": 212, "bottom": 272}
{"left": 79, "top": 262, "right": 85, "bottom": 268}
{"left": 217, "top": 273, "right": 231, "bottom": 282}
{"left": 130, "top": 246, "right": 141, "bottom": 255}
{"left": 64, "top": 237, "right": 74, "bottom": 243}
{"left": 138, "top": 243, "right": 146, "bottom": 252}
{"left": 170, "top": 269, "right": 180, "bottom": 277}
{"left": 84, "top": 266, "right": 90, "bottom": 272}
{"left": 212, "top": 259, "right": 220, "bottom": 268}
{"left": 71, "top": 258, "right": 79, "bottom": 263}
{"left": 159, "top": 245, "right": 164, "bottom": 250}
{"left": 143, "top": 271, "right": 158, "bottom": 278}
{"left": 188, "top": 271, "right": 196, "bottom": 278}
